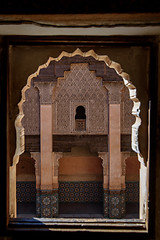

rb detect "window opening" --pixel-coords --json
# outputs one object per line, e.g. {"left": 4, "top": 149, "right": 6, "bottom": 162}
{"left": 75, "top": 105, "right": 86, "bottom": 131}
{"left": 9, "top": 48, "right": 147, "bottom": 223}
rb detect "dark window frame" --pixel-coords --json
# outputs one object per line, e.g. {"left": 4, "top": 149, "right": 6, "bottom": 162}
{"left": 0, "top": 35, "right": 157, "bottom": 239}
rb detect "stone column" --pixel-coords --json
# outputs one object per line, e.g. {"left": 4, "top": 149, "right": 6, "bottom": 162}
{"left": 34, "top": 82, "right": 57, "bottom": 217}
{"left": 105, "top": 82, "right": 125, "bottom": 218}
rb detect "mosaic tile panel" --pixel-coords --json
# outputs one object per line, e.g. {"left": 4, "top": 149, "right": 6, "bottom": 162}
{"left": 104, "top": 189, "right": 109, "bottom": 217}
{"left": 109, "top": 190, "right": 125, "bottom": 219}
{"left": 59, "top": 181, "right": 103, "bottom": 203}
{"left": 36, "top": 190, "right": 41, "bottom": 218}
{"left": 16, "top": 181, "right": 36, "bottom": 202}
{"left": 125, "top": 181, "right": 139, "bottom": 203}
{"left": 36, "top": 189, "right": 58, "bottom": 218}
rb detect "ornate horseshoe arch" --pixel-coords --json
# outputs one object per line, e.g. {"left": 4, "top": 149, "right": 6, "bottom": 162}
{"left": 10, "top": 48, "right": 146, "bottom": 219}
{"left": 13, "top": 48, "right": 144, "bottom": 166}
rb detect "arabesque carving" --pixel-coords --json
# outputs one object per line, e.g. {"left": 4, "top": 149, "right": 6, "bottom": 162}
{"left": 53, "top": 63, "right": 108, "bottom": 134}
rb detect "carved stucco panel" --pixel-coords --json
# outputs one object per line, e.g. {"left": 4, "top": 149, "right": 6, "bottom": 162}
{"left": 121, "top": 86, "right": 135, "bottom": 134}
{"left": 53, "top": 63, "right": 108, "bottom": 134}
{"left": 22, "top": 86, "right": 40, "bottom": 135}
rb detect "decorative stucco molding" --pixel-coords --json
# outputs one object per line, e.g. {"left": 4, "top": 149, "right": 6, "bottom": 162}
{"left": 98, "top": 152, "right": 108, "bottom": 176}
{"left": 52, "top": 152, "right": 63, "bottom": 176}
{"left": 13, "top": 48, "right": 144, "bottom": 166}
{"left": 34, "top": 82, "right": 55, "bottom": 104}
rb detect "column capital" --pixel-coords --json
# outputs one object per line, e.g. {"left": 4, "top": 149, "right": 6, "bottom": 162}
{"left": 34, "top": 81, "right": 55, "bottom": 104}
{"left": 104, "top": 82, "right": 123, "bottom": 104}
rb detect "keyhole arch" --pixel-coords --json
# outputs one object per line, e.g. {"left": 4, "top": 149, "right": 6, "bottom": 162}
{"left": 75, "top": 105, "right": 86, "bottom": 120}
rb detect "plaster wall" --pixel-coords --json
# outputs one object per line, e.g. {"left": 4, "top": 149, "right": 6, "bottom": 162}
{"left": 16, "top": 157, "right": 35, "bottom": 182}
{"left": 126, "top": 156, "right": 140, "bottom": 182}
{"left": 59, "top": 156, "right": 103, "bottom": 182}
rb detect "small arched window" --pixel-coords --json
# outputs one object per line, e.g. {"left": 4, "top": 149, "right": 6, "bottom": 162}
{"left": 75, "top": 105, "right": 86, "bottom": 131}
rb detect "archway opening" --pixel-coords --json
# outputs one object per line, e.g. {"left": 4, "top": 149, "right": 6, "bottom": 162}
{"left": 58, "top": 147, "right": 103, "bottom": 217}
{"left": 10, "top": 48, "right": 147, "bottom": 219}
{"left": 16, "top": 153, "right": 36, "bottom": 218}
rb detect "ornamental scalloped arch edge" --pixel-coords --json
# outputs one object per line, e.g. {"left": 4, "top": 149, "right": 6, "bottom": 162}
{"left": 13, "top": 48, "right": 145, "bottom": 166}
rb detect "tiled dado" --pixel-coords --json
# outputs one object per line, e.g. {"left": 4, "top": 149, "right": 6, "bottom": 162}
{"left": 125, "top": 181, "right": 139, "bottom": 203}
{"left": 16, "top": 181, "right": 36, "bottom": 202}
{"left": 109, "top": 190, "right": 125, "bottom": 219}
{"left": 59, "top": 181, "right": 103, "bottom": 203}
{"left": 104, "top": 189, "right": 109, "bottom": 217}
{"left": 103, "top": 189, "right": 125, "bottom": 219}
{"left": 36, "top": 189, "right": 58, "bottom": 218}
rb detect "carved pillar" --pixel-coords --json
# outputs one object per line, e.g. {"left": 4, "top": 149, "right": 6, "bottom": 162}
{"left": 34, "top": 82, "right": 57, "bottom": 217}
{"left": 98, "top": 152, "right": 109, "bottom": 217}
{"left": 104, "top": 82, "right": 125, "bottom": 218}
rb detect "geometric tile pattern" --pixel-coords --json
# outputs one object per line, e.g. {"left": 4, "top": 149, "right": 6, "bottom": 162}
{"left": 16, "top": 181, "right": 36, "bottom": 202}
{"left": 104, "top": 189, "right": 109, "bottom": 217}
{"left": 59, "top": 181, "right": 103, "bottom": 203}
{"left": 109, "top": 190, "right": 125, "bottom": 219}
{"left": 125, "top": 181, "right": 139, "bottom": 203}
{"left": 17, "top": 181, "right": 138, "bottom": 218}
{"left": 36, "top": 189, "right": 58, "bottom": 218}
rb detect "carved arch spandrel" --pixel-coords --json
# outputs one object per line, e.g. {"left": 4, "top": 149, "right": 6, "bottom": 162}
{"left": 13, "top": 48, "right": 145, "bottom": 166}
